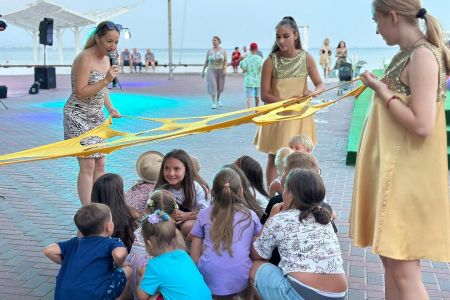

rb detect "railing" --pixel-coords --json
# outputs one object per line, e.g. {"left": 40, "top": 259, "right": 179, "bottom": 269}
{"left": 0, "top": 63, "right": 230, "bottom": 68}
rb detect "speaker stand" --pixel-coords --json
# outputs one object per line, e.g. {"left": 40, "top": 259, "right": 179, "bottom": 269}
{"left": 0, "top": 99, "right": 8, "bottom": 109}
{"left": 44, "top": 45, "right": 47, "bottom": 66}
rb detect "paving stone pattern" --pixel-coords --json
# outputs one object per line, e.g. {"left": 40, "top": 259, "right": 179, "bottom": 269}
{"left": 0, "top": 73, "right": 449, "bottom": 299}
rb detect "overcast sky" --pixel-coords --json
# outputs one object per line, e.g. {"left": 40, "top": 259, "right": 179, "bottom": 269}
{"left": 0, "top": 0, "right": 449, "bottom": 50}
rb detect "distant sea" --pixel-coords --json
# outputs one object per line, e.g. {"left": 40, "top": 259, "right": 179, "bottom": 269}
{"left": 0, "top": 47, "right": 398, "bottom": 75}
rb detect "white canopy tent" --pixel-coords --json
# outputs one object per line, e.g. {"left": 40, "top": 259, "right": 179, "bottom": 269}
{"left": 2, "top": 0, "right": 141, "bottom": 65}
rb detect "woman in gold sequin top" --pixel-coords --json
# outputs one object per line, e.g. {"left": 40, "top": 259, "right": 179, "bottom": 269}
{"left": 350, "top": 1, "right": 450, "bottom": 299}
{"left": 254, "top": 16, "right": 324, "bottom": 186}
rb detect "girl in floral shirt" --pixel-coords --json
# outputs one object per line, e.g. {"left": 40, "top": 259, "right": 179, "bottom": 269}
{"left": 251, "top": 169, "right": 347, "bottom": 300}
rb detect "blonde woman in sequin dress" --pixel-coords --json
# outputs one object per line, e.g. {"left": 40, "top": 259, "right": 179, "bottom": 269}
{"left": 350, "top": 1, "right": 450, "bottom": 299}
{"left": 254, "top": 16, "right": 324, "bottom": 185}
{"left": 63, "top": 21, "right": 121, "bottom": 206}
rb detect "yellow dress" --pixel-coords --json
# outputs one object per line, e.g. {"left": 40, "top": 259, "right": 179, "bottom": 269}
{"left": 254, "top": 50, "right": 317, "bottom": 154}
{"left": 350, "top": 43, "right": 450, "bottom": 261}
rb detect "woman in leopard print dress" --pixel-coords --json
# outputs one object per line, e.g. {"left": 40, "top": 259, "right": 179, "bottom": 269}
{"left": 63, "top": 21, "right": 121, "bottom": 205}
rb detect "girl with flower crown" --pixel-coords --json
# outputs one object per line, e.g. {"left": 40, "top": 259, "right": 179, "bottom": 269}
{"left": 126, "top": 190, "right": 185, "bottom": 300}
{"left": 136, "top": 209, "right": 211, "bottom": 300}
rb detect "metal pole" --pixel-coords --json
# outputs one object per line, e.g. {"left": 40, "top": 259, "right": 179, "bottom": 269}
{"left": 168, "top": 0, "right": 173, "bottom": 80}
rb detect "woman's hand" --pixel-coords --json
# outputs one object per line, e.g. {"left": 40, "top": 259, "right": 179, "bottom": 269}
{"left": 105, "top": 65, "right": 119, "bottom": 83}
{"left": 360, "top": 71, "right": 387, "bottom": 93}
{"left": 107, "top": 107, "right": 121, "bottom": 118}
{"left": 222, "top": 68, "right": 227, "bottom": 76}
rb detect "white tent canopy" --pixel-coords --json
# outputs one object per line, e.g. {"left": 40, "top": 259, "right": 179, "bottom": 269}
{"left": 3, "top": 0, "right": 140, "bottom": 65}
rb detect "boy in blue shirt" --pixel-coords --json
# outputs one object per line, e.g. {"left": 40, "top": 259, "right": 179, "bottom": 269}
{"left": 44, "top": 203, "right": 131, "bottom": 300}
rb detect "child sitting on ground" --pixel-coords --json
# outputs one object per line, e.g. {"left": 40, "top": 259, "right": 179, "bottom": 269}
{"left": 190, "top": 167, "right": 262, "bottom": 299}
{"left": 224, "top": 164, "right": 264, "bottom": 219}
{"left": 235, "top": 155, "right": 270, "bottom": 212}
{"left": 126, "top": 190, "right": 186, "bottom": 299}
{"left": 92, "top": 173, "right": 136, "bottom": 252}
{"left": 288, "top": 134, "right": 315, "bottom": 153}
{"left": 251, "top": 169, "right": 347, "bottom": 300}
{"left": 154, "top": 149, "right": 210, "bottom": 239}
{"left": 268, "top": 147, "right": 293, "bottom": 197}
{"left": 126, "top": 150, "right": 164, "bottom": 215}
{"left": 137, "top": 210, "right": 211, "bottom": 300}
{"left": 44, "top": 203, "right": 131, "bottom": 300}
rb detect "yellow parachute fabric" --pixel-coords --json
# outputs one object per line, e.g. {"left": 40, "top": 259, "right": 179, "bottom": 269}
{"left": 0, "top": 81, "right": 366, "bottom": 166}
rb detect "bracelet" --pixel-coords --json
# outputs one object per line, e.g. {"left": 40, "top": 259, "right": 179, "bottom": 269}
{"left": 386, "top": 95, "right": 400, "bottom": 110}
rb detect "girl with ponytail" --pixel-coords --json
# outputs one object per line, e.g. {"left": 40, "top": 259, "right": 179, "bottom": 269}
{"left": 190, "top": 167, "right": 262, "bottom": 299}
{"left": 251, "top": 169, "right": 347, "bottom": 300}
{"left": 351, "top": 1, "right": 450, "bottom": 299}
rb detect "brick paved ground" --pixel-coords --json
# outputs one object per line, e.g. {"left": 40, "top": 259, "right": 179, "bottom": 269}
{"left": 0, "top": 73, "right": 449, "bottom": 299}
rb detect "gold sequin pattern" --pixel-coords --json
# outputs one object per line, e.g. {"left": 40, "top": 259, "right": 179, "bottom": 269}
{"left": 271, "top": 50, "right": 308, "bottom": 79}
{"left": 382, "top": 43, "right": 447, "bottom": 102}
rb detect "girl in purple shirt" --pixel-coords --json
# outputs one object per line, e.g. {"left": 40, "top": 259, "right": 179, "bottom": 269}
{"left": 190, "top": 167, "right": 262, "bottom": 298}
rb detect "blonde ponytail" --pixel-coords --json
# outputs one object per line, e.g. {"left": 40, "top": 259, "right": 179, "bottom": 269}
{"left": 422, "top": 13, "right": 450, "bottom": 74}
{"left": 373, "top": 0, "right": 450, "bottom": 74}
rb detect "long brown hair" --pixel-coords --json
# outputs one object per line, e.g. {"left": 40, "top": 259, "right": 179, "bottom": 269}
{"left": 91, "top": 173, "right": 135, "bottom": 251}
{"left": 234, "top": 155, "right": 269, "bottom": 199}
{"left": 271, "top": 16, "right": 302, "bottom": 54}
{"left": 285, "top": 168, "right": 331, "bottom": 225}
{"left": 155, "top": 149, "right": 209, "bottom": 210}
{"left": 84, "top": 21, "right": 120, "bottom": 50}
{"left": 373, "top": 0, "right": 450, "bottom": 73}
{"left": 210, "top": 167, "right": 252, "bottom": 256}
{"left": 223, "top": 164, "right": 264, "bottom": 218}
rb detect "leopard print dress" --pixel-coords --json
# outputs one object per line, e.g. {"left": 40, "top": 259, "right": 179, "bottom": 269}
{"left": 63, "top": 71, "right": 107, "bottom": 158}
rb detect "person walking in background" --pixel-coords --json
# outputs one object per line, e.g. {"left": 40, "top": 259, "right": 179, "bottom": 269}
{"left": 239, "top": 42, "right": 263, "bottom": 108}
{"left": 334, "top": 40, "right": 348, "bottom": 70}
{"left": 240, "top": 45, "right": 248, "bottom": 62}
{"left": 231, "top": 47, "right": 241, "bottom": 73}
{"left": 63, "top": 21, "right": 121, "bottom": 206}
{"left": 202, "top": 36, "right": 227, "bottom": 109}
{"left": 120, "top": 48, "right": 132, "bottom": 73}
{"left": 131, "top": 48, "right": 142, "bottom": 73}
{"left": 350, "top": 1, "right": 450, "bottom": 299}
{"left": 254, "top": 16, "right": 324, "bottom": 185}
{"left": 319, "top": 38, "right": 332, "bottom": 83}
{"left": 144, "top": 48, "right": 157, "bottom": 73}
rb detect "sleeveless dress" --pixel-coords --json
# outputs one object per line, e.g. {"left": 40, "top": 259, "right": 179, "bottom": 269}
{"left": 350, "top": 43, "right": 450, "bottom": 261}
{"left": 63, "top": 71, "right": 107, "bottom": 159}
{"left": 254, "top": 50, "right": 317, "bottom": 154}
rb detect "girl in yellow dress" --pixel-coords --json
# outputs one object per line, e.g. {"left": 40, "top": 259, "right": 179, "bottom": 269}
{"left": 350, "top": 1, "right": 450, "bottom": 299}
{"left": 255, "top": 16, "right": 324, "bottom": 185}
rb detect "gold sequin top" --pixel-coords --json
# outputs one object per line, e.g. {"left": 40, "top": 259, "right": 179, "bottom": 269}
{"left": 381, "top": 42, "right": 447, "bottom": 102}
{"left": 271, "top": 50, "right": 308, "bottom": 79}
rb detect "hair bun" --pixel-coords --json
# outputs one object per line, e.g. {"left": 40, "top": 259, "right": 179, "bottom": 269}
{"left": 283, "top": 16, "right": 296, "bottom": 23}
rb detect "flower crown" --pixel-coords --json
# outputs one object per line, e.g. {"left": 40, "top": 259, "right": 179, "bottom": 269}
{"left": 147, "top": 198, "right": 179, "bottom": 211}
{"left": 147, "top": 210, "right": 170, "bottom": 224}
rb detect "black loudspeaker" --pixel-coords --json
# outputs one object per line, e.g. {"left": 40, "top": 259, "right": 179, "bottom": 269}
{"left": 29, "top": 81, "right": 40, "bottom": 95}
{"left": 39, "top": 18, "right": 53, "bottom": 46}
{"left": 0, "top": 85, "right": 7, "bottom": 98}
{"left": 34, "top": 66, "right": 56, "bottom": 89}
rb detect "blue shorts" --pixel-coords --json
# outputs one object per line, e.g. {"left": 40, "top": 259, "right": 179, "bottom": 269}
{"left": 245, "top": 87, "right": 260, "bottom": 98}
{"left": 254, "top": 263, "right": 303, "bottom": 300}
{"left": 104, "top": 268, "right": 127, "bottom": 300}
{"left": 254, "top": 263, "right": 347, "bottom": 300}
